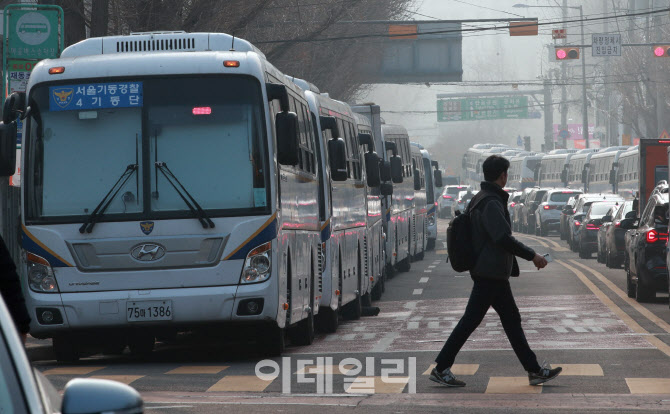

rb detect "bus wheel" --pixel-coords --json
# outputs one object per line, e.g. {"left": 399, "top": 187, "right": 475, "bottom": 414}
{"left": 396, "top": 257, "right": 411, "bottom": 272}
{"left": 53, "top": 336, "right": 80, "bottom": 363}
{"left": 316, "top": 306, "right": 339, "bottom": 333}
{"left": 262, "top": 324, "right": 285, "bottom": 357}
{"left": 371, "top": 277, "right": 383, "bottom": 301}
{"left": 128, "top": 331, "right": 155, "bottom": 356}
{"left": 362, "top": 291, "right": 372, "bottom": 307}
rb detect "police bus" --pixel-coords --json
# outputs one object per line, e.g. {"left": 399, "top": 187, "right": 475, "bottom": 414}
{"left": 6, "top": 32, "right": 326, "bottom": 360}
{"left": 616, "top": 146, "right": 639, "bottom": 199}
{"left": 566, "top": 149, "right": 601, "bottom": 192}
{"left": 508, "top": 152, "right": 542, "bottom": 189}
{"left": 410, "top": 144, "right": 428, "bottom": 261}
{"left": 587, "top": 146, "right": 630, "bottom": 194}
{"left": 537, "top": 149, "right": 578, "bottom": 188}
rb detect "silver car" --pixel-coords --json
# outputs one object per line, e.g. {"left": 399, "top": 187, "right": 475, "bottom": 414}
{"left": 439, "top": 185, "right": 470, "bottom": 218}
{"left": 0, "top": 296, "right": 144, "bottom": 413}
{"left": 534, "top": 189, "right": 583, "bottom": 236}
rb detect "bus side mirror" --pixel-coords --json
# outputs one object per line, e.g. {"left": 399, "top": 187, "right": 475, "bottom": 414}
{"left": 358, "top": 133, "right": 374, "bottom": 151}
{"left": 380, "top": 183, "right": 393, "bottom": 196}
{"left": 560, "top": 169, "right": 567, "bottom": 183}
{"left": 328, "top": 138, "right": 348, "bottom": 181}
{"left": 2, "top": 92, "right": 25, "bottom": 124}
{"left": 0, "top": 122, "right": 17, "bottom": 177}
{"left": 390, "top": 156, "right": 403, "bottom": 183}
{"left": 434, "top": 169, "right": 443, "bottom": 187}
{"left": 581, "top": 169, "right": 587, "bottom": 183}
{"left": 414, "top": 169, "right": 421, "bottom": 190}
{"left": 609, "top": 169, "right": 616, "bottom": 184}
{"left": 320, "top": 116, "right": 340, "bottom": 138}
{"left": 364, "top": 152, "right": 380, "bottom": 187}
{"left": 276, "top": 111, "right": 299, "bottom": 166}
{"left": 380, "top": 160, "right": 392, "bottom": 182}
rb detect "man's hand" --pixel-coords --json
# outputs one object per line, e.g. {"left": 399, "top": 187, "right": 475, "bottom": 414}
{"left": 532, "top": 254, "right": 548, "bottom": 270}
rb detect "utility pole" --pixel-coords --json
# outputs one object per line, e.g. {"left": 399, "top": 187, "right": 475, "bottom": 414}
{"left": 622, "top": 0, "right": 634, "bottom": 145}
{"left": 561, "top": 0, "right": 568, "bottom": 149}
{"left": 579, "top": 5, "right": 589, "bottom": 148}
{"left": 544, "top": 79, "right": 554, "bottom": 151}
{"left": 602, "top": 0, "right": 613, "bottom": 146}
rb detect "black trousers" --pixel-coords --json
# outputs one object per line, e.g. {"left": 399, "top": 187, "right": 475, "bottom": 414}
{"left": 435, "top": 278, "right": 541, "bottom": 373}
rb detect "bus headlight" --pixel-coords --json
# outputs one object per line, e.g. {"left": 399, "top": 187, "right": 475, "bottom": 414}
{"left": 240, "top": 241, "right": 272, "bottom": 284}
{"left": 26, "top": 253, "right": 59, "bottom": 293}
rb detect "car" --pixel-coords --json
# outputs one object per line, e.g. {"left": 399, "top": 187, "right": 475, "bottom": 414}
{"left": 451, "top": 189, "right": 477, "bottom": 216}
{"left": 438, "top": 185, "right": 469, "bottom": 218}
{"left": 577, "top": 200, "right": 623, "bottom": 259}
{"left": 597, "top": 204, "right": 621, "bottom": 264}
{"left": 0, "top": 296, "right": 144, "bottom": 414}
{"left": 603, "top": 200, "right": 637, "bottom": 268}
{"left": 567, "top": 194, "right": 625, "bottom": 250}
{"left": 560, "top": 196, "right": 578, "bottom": 240}
{"left": 512, "top": 187, "right": 538, "bottom": 232}
{"left": 535, "top": 189, "right": 582, "bottom": 236}
{"left": 508, "top": 191, "right": 522, "bottom": 224}
{"left": 622, "top": 191, "right": 669, "bottom": 302}
{"left": 519, "top": 188, "right": 548, "bottom": 234}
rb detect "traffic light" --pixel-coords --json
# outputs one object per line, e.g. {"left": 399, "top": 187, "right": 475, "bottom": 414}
{"left": 653, "top": 45, "right": 670, "bottom": 57}
{"left": 555, "top": 47, "right": 580, "bottom": 60}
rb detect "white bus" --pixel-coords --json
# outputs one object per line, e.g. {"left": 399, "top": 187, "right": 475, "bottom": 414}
{"left": 10, "top": 32, "right": 325, "bottom": 360}
{"left": 587, "top": 146, "right": 630, "bottom": 194}
{"left": 616, "top": 146, "right": 639, "bottom": 199}
{"left": 382, "top": 124, "right": 415, "bottom": 272}
{"left": 566, "top": 149, "right": 601, "bottom": 192}
{"left": 538, "top": 149, "right": 578, "bottom": 188}
{"left": 462, "top": 145, "right": 512, "bottom": 188}
{"left": 289, "top": 78, "right": 376, "bottom": 331}
{"left": 508, "top": 153, "right": 542, "bottom": 190}
{"left": 413, "top": 144, "right": 442, "bottom": 251}
{"left": 410, "top": 144, "right": 427, "bottom": 261}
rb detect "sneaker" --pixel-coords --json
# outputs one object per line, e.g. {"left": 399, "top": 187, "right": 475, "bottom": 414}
{"left": 528, "top": 363, "right": 562, "bottom": 386}
{"left": 429, "top": 367, "right": 466, "bottom": 387}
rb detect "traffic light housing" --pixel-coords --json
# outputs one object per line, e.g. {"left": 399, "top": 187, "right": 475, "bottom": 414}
{"left": 653, "top": 45, "right": 670, "bottom": 57}
{"left": 555, "top": 47, "right": 580, "bottom": 60}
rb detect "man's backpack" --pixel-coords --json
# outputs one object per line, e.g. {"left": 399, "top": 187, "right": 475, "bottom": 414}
{"left": 446, "top": 196, "right": 491, "bottom": 272}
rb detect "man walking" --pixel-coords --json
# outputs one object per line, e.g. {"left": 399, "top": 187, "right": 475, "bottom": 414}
{"left": 431, "top": 155, "right": 561, "bottom": 387}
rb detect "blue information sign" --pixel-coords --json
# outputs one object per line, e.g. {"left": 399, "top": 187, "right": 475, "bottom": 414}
{"left": 49, "top": 81, "right": 143, "bottom": 112}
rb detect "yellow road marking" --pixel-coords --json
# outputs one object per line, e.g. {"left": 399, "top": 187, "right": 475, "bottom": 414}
{"left": 435, "top": 250, "right": 448, "bottom": 255}
{"left": 485, "top": 377, "right": 541, "bottom": 394}
{"left": 43, "top": 366, "right": 105, "bottom": 375}
{"left": 422, "top": 364, "right": 479, "bottom": 376}
{"left": 519, "top": 234, "right": 550, "bottom": 248}
{"left": 625, "top": 378, "right": 670, "bottom": 394}
{"left": 296, "top": 365, "right": 355, "bottom": 375}
{"left": 345, "top": 376, "right": 409, "bottom": 394}
{"left": 569, "top": 260, "right": 670, "bottom": 334}
{"left": 207, "top": 375, "right": 276, "bottom": 392}
{"left": 521, "top": 234, "right": 568, "bottom": 251}
{"left": 557, "top": 260, "right": 670, "bottom": 358}
{"left": 166, "top": 366, "right": 229, "bottom": 375}
{"left": 551, "top": 364, "right": 603, "bottom": 376}
{"left": 91, "top": 375, "right": 144, "bottom": 385}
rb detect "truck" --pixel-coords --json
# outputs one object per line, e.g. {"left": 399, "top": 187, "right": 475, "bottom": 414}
{"left": 637, "top": 139, "right": 670, "bottom": 215}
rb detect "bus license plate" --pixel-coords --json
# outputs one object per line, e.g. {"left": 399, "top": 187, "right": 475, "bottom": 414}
{"left": 127, "top": 300, "right": 172, "bottom": 322}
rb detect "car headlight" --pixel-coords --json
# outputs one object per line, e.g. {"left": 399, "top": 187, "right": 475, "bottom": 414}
{"left": 26, "top": 253, "right": 59, "bottom": 293}
{"left": 240, "top": 241, "right": 272, "bottom": 284}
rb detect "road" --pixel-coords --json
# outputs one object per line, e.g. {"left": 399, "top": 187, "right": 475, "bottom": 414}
{"left": 27, "top": 219, "right": 670, "bottom": 413}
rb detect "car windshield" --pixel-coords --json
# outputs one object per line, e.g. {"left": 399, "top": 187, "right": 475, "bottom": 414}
{"left": 616, "top": 202, "right": 634, "bottom": 219}
{"left": 551, "top": 192, "right": 579, "bottom": 202}
{"left": 447, "top": 186, "right": 464, "bottom": 195}
{"left": 590, "top": 203, "right": 618, "bottom": 217}
{"left": 534, "top": 191, "right": 547, "bottom": 201}
{"left": 25, "top": 76, "right": 269, "bottom": 223}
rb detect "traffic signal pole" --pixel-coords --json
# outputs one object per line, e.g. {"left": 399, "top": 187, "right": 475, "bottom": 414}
{"left": 579, "top": 5, "right": 589, "bottom": 148}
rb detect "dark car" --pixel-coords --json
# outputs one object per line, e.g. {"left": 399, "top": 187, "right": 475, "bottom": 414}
{"left": 560, "top": 196, "right": 579, "bottom": 241}
{"left": 597, "top": 204, "right": 621, "bottom": 264}
{"left": 512, "top": 187, "right": 537, "bottom": 232}
{"left": 520, "top": 188, "right": 548, "bottom": 234}
{"left": 622, "top": 192, "right": 669, "bottom": 302}
{"left": 578, "top": 201, "right": 622, "bottom": 259}
{"left": 603, "top": 200, "right": 637, "bottom": 268}
{"left": 567, "top": 195, "right": 625, "bottom": 251}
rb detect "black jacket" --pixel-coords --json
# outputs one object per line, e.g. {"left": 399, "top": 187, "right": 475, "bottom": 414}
{"left": 468, "top": 181, "right": 536, "bottom": 281}
{"left": 0, "top": 236, "right": 30, "bottom": 334}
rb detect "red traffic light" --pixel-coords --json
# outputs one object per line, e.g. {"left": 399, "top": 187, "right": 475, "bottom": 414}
{"left": 653, "top": 45, "right": 670, "bottom": 57}
{"left": 555, "top": 47, "right": 579, "bottom": 60}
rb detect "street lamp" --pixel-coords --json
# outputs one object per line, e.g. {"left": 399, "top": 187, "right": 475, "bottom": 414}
{"left": 513, "top": 3, "right": 589, "bottom": 149}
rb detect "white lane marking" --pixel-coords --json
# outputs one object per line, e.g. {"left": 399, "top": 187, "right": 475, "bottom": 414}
{"left": 146, "top": 406, "right": 195, "bottom": 410}
{"left": 432, "top": 261, "right": 441, "bottom": 265}
{"left": 424, "top": 270, "right": 432, "bottom": 273}
{"left": 371, "top": 332, "right": 399, "bottom": 352}
{"left": 407, "top": 321, "right": 420, "bottom": 329}
{"left": 413, "top": 289, "right": 423, "bottom": 295}
{"left": 428, "top": 265, "right": 436, "bottom": 269}
{"left": 419, "top": 277, "right": 429, "bottom": 283}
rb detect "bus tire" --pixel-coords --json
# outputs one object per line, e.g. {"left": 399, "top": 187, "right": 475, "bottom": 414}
{"left": 316, "top": 307, "right": 338, "bottom": 333}
{"left": 371, "top": 278, "right": 383, "bottom": 301}
{"left": 53, "top": 336, "right": 80, "bottom": 363}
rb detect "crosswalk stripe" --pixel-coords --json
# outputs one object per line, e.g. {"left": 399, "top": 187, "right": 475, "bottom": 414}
{"left": 419, "top": 277, "right": 429, "bottom": 283}
{"left": 166, "top": 366, "right": 229, "bottom": 375}
{"left": 422, "top": 364, "right": 479, "bottom": 376}
{"left": 91, "top": 375, "right": 144, "bottom": 385}
{"left": 485, "top": 377, "right": 541, "bottom": 394}
{"left": 552, "top": 364, "right": 603, "bottom": 376}
{"left": 625, "top": 378, "right": 670, "bottom": 394}
{"left": 207, "top": 375, "right": 276, "bottom": 392}
{"left": 43, "top": 366, "right": 105, "bottom": 375}
{"left": 345, "top": 376, "right": 409, "bottom": 394}
{"left": 413, "top": 289, "right": 423, "bottom": 295}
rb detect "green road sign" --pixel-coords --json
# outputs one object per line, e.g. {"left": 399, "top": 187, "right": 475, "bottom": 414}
{"left": 437, "top": 96, "right": 529, "bottom": 122}
{"left": 5, "top": 6, "right": 62, "bottom": 59}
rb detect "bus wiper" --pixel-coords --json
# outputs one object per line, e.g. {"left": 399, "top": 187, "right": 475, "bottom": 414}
{"left": 155, "top": 161, "right": 215, "bottom": 229}
{"left": 79, "top": 164, "right": 138, "bottom": 234}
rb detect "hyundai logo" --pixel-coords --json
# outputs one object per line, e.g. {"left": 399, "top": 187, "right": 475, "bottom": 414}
{"left": 130, "top": 243, "right": 166, "bottom": 262}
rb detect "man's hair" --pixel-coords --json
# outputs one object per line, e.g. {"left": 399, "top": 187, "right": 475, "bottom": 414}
{"left": 483, "top": 155, "right": 510, "bottom": 182}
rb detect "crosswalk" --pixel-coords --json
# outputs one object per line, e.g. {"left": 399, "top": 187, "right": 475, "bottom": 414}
{"left": 39, "top": 362, "right": 668, "bottom": 395}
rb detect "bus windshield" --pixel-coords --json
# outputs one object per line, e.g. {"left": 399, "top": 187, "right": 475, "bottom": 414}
{"left": 25, "top": 76, "right": 269, "bottom": 224}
